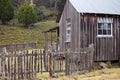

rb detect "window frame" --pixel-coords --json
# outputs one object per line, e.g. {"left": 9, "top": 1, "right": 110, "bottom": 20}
{"left": 65, "top": 18, "right": 71, "bottom": 42}
{"left": 97, "top": 17, "right": 113, "bottom": 38}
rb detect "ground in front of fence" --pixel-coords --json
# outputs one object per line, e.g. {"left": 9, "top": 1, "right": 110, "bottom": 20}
{"left": 36, "top": 68, "right": 120, "bottom": 80}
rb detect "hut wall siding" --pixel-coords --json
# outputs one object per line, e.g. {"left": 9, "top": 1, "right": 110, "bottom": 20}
{"left": 59, "top": 0, "right": 120, "bottom": 61}
{"left": 80, "top": 14, "right": 120, "bottom": 61}
{"left": 59, "top": 0, "right": 80, "bottom": 52}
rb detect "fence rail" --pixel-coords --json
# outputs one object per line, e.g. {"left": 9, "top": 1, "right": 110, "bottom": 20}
{"left": 0, "top": 42, "right": 37, "bottom": 51}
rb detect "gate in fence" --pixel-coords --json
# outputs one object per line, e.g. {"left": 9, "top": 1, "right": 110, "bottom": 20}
{"left": 65, "top": 45, "right": 94, "bottom": 75}
{"left": 49, "top": 44, "right": 94, "bottom": 76}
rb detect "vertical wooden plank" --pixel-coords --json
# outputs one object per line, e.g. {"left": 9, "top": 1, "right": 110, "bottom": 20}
{"left": 11, "top": 52, "right": 13, "bottom": 80}
{"left": 18, "top": 51, "right": 22, "bottom": 80}
{"left": 0, "top": 52, "right": 1, "bottom": 76}
{"left": 31, "top": 50, "right": 34, "bottom": 78}
{"left": 36, "top": 50, "right": 38, "bottom": 73}
{"left": 65, "top": 52, "right": 70, "bottom": 75}
{"left": 33, "top": 50, "right": 37, "bottom": 78}
{"left": 49, "top": 53, "right": 53, "bottom": 77}
{"left": 21, "top": 52, "right": 23, "bottom": 79}
{"left": 1, "top": 48, "right": 6, "bottom": 80}
{"left": 94, "top": 15, "right": 97, "bottom": 61}
{"left": 10, "top": 52, "right": 12, "bottom": 80}
{"left": 28, "top": 50, "right": 30, "bottom": 79}
{"left": 28, "top": 50, "right": 31, "bottom": 78}
{"left": 116, "top": 16, "right": 120, "bottom": 60}
{"left": 24, "top": 50, "right": 27, "bottom": 79}
{"left": 104, "top": 38, "right": 107, "bottom": 61}
{"left": 8, "top": 52, "right": 10, "bottom": 79}
{"left": 14, "top": 51, "right": 16, "bottom": 80}
{"left": 26, "top": 50, "right": 29, "bottom": 79}
{"left": 41, "top": 50, "right": 43, "bottom": 74}
{"left": 37, "top": 50, "right": 41, "bottom": 72}
{"left": 11, "top": 51, "right": 14, "bottom": 79}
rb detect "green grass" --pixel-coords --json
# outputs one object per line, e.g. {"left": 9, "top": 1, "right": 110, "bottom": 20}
{"left": 0, "top": 20, "right": 58, "bottom": 48}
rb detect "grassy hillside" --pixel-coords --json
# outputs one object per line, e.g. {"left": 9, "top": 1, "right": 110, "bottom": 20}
{"left": 0, "top": 21, "right": 58, "bottom": 48}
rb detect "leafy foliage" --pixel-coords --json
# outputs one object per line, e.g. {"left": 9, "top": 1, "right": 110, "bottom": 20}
{"left": 0, "top": 0, "right": 14, "bottom": 24}
{"left": 11, "top": 0, "right": 66, "bottom": 22}
{"left": 17, "top": 3, "right": 37, "bottom": 28}
{"left": 36, "top": 6, "right": 53, "bottom": 21}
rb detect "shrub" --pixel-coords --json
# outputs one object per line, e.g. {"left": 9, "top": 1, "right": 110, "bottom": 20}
{"left": 17, "top": 3, "right": 37, "bottom": 28}
{"left": 0, "top": 0, "right": 14, "bottom": 24}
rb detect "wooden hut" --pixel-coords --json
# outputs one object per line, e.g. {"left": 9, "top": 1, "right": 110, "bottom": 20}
{"left": 58, "top": 0, "right": 120, "bottom": 61}
{"left": 43, "top": 0, "right": 120, "bottom": 61}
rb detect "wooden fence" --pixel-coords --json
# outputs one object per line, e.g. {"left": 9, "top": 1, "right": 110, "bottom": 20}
{"left": 0, "top": 42, "right": 37, "bottom": 52}
{"left": 0, "top": 43, "right": 94, "bottom": 79}
{"left": 0, "top": 48, "right": 44, "bottom": 80}
{"left": 49, "top": 44, "right": 94, "bottom": 76}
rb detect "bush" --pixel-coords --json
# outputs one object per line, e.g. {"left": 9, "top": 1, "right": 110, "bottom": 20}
{"left": 36, "top": 6, "right": 45, "bottom": 21}
{"left": 17, "top": 3, "right": 37, "bottom": 28}
{"left": 0, "top": 0, "right": 14, "bottom": 24}
{"left": 36, "top": 6, "right": 54, "bottom": 21}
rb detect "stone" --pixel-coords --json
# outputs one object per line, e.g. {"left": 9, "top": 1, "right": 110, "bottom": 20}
{"left": 99, "top": 62, "right": 108, "bottom": 68}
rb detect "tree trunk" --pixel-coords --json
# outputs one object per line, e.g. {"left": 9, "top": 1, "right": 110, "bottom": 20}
{"left": 54, "top": 0, "right": 58, "bottom": 10}
{"left": 25, "top": 24, "right": 32, "bottom": 29}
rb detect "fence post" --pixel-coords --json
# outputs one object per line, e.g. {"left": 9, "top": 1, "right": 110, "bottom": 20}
{"left": 89, "top": 44, "right": 94, "bottom": 71}
{"left": 1, "top": 48, "right": 6, "bottom": 80}
{"left": 33, "top": 50, "right": 37, "bottom": 78}
{"left": 49, "top": 53, "right": 53, "bottom": 77}
{"left": 18, "top": 51, "right": 23, "bottom": 80}
{"left": 44, "top": 50, "right": 48, "bottom": 71}
{"left": 0, "top": 49, "right": 2, "bottom": 76}
{"left": 65, "top": 51, "right": 70, "bottom": 75}
{"left": 40, "top": 50, "right": 43, "bottom": 74}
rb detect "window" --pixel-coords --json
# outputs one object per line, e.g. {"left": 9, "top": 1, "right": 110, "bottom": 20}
{"left": 66, "top": 18, "right": 71, "bottom": 42}
{"left": 97, "top": 17, "right": 113, "bottom": 37}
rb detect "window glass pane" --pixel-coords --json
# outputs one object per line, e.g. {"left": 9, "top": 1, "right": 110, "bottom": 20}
{"left": 103, "top": 30, "right": 107, "bottom": 35}
{"left": 98, "top": 30, "right": 103, "bottom": 35}
{"left": 107, "top": 23, "right": 111, "bottom": 30}
{"left": 66, "top": 18, "right": 71, "bottom": 23}
{"left": 98, "top": 23, "right": 104, "bottom": 29}
{"left": 103, "top": 23, "right": 108, "bottom": 30}
{"left": 67, "top": 24, "right": 71, "bottom": 27}
{"left": 66, "top": 35, "right": 70, "bottom": 41}
{"left": 67, "top": 30, "right": 70, "bottom": 34}
{"left": 108, "top": 30, "right": 111, "bottom": 35}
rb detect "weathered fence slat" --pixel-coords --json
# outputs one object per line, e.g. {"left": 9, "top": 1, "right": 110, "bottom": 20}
{"left": 0, "top": 48, "right": 44, "bottom": 80}
{"left": 49, "top": 44, "right": 94, "bottom": 77}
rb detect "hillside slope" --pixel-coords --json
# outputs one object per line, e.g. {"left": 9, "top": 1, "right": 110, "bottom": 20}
{"left": 0, "top": 21, "right": 58, "bottom": 48}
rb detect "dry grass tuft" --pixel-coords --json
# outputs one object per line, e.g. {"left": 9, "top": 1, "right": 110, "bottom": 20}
{"left": 36, "top": 68, "right": 120, "bottom": 80}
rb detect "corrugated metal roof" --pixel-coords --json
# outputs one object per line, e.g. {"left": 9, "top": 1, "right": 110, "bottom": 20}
{"left": 69, "top": 0, "right": 120, "bottom": 15}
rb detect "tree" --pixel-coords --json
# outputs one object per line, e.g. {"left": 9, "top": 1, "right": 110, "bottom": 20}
{"left": 17, "top": 3, "right": 37, "bottom": 28}
{"left": 56, "top": 0, "right": 66, "bottom": 22}
{"left": 0, "top": 0, "right": 14, "bottom": 24}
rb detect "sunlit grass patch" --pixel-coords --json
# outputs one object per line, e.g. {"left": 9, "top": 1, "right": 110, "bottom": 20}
{"left": 36, "top": 68, "right": 120, "bottom": 80}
